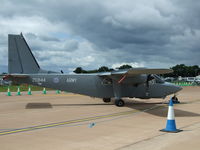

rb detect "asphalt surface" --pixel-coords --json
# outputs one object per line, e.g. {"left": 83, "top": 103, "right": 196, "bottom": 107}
{"left": 0, "top": 87, "right": 200, "bottom": 150}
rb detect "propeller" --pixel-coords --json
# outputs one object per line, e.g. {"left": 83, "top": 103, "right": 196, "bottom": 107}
{"left": 145, "top": 74, "right": 154, "bottom": 96}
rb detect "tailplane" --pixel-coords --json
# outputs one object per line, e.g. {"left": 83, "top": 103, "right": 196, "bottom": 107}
{"left": 8, "top": 33, "right": 40, "bottom": 74}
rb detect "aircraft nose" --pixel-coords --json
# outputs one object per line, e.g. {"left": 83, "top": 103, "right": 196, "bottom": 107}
{"left": 170, "top": 84, "right": 183, "bottom": 93}
{"left": 173, "top": 85, "right": 182, "bottom": 93}
{"left": 164, "top": 82, "right": 182, "bottom": 95}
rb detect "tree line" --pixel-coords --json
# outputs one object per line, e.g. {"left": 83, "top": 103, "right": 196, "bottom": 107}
{"left": 73, "top": 65, "right": 132, "bottom": 74}
{"left": 164, "top": 64, "right": 200, "bottom": 77}
{"left": 73, "top": 64, "right": 200, "bottom": 77}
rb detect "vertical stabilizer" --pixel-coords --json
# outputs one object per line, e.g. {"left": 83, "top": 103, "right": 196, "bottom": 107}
{"left": 8, "top": 34, "right": 40, "bottom": 74}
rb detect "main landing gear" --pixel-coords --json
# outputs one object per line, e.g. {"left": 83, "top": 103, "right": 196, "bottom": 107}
{"left": 115, "top": 99, "right": 125, "bottom": 107}
{"left": 102, "top": 98, "right": 125, "bottom": 107}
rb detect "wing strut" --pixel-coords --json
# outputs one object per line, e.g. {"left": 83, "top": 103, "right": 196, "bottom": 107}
{"left": 118, "top": 74, "right": 127, "bottom": 84}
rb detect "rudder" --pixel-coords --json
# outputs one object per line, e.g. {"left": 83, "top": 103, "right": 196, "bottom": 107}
{"left": 8, "top": 33, "right": 40, "bottom": 74}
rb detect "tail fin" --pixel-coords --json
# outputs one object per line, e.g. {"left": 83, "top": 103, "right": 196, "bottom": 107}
{"left": 8, "top": 33, "right": 40, "bottom": 74}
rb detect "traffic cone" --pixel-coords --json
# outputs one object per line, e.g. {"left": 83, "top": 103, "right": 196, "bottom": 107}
{"left": 16, "top": 86, "right": 21, "bottom": 96}
{"left": 7, "top": 87, "right": 11, "bottom": 96}
{"left": 160, "top": 98, "right": 182, "bottom": 133}
{"left": 56, "top": 90, "right": 60, "bottom": 94}
{"left": 28, "top": 86, "right": 32, "bottom": 95}
{"left": 43, "top": 88, "right": 47, "bottom": 94}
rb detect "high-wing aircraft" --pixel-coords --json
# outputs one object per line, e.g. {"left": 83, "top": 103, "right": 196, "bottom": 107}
{"left": 3, "top": 34, "right": 182, "bottom": 107}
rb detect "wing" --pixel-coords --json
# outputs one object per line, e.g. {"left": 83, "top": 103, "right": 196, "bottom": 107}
{"left": 98, "top": 68, "right": 173, "bottom": 84}
{"left": 98, "top": 68, "right": 173, "bottom": 76}
{"left": 113, "top": 68, "right": 172, "bottom": 75}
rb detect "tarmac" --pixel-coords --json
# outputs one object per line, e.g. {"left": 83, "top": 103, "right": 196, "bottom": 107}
{"left": 0, "top": 87, "right": 200, "bottom": 150}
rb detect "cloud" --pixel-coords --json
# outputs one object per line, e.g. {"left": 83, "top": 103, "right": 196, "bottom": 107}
{"left": 111, "top": 62, "right": 144, "bottom": 69}
{"left": 0, "top": 0, "right": 200, "bottom": 73}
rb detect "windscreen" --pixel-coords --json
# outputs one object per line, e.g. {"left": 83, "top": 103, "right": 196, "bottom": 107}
{"left": 153, "top": 75, "right": 164, "bottom": 83}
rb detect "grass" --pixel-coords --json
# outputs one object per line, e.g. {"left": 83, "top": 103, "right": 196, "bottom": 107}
{"left": 172, "top": 81, "right": 197, "bottom": 86}
{"left": 0, "top": 84, "right": 53, "bottom": 92}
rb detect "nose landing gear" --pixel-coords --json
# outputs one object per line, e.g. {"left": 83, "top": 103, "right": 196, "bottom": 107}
{"left": 171, "top": 95, "right": 180, "bottom": 104}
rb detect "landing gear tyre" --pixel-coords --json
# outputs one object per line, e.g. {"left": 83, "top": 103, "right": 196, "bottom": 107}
{"left": 103, "top": 98, "right": 111, "bottom": 103}
{"left": 172, "top": 96, "right": 180, "bottom": 104}
{"left": 115, "top": 99, "right": 125, "bottom": 107}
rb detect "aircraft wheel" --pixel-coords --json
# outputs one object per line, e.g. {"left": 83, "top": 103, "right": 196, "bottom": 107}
{"left": 115, "top": 99, "right": 125, "bottom": 107}
{"left": 172, "top": 96, "right": 180, "bottom": 104}
{"left": 103, "top": 98, "right": 111, "bottom": 103}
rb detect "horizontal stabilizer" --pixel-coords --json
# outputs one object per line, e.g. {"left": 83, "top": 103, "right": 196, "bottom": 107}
{"left": 3, "top": 74, "right": 29, "bottom": 80}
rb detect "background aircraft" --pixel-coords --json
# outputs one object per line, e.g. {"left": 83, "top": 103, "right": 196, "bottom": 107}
{"left": 3, "top": 34, "right": 182, "bottom": 107}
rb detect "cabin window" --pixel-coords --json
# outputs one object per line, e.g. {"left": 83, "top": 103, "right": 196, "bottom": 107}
{"left": 102, "top": 78, "right": 112, "bottom": 85}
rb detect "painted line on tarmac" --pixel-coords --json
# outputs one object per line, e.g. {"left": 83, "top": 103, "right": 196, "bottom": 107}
{"left": 1, "top": 99, "right": 198, "bottom": 136}
{"left": 0, "top": 105, "right": 161, "bottom": 136}
{"left": 6, "top": 99, "right": 198, "bottom": 137}
{"left": 0, "top": 110, "right": 140, "bottom": 136}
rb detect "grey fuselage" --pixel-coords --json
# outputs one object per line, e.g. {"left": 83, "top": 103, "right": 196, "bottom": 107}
{"left": 14, "top": 73, "right": 181, "bottom": 99}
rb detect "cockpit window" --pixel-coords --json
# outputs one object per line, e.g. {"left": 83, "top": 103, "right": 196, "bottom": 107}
{"left": 153, "top": 75, "right": 164, "bottom": 83}
{"left": 148, "top": 75, "right": 164, "bottom": 84}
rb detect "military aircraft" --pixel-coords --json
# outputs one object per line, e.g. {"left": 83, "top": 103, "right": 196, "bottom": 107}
{"left": 3, "top": 34, "right": 182, "bottom": 107}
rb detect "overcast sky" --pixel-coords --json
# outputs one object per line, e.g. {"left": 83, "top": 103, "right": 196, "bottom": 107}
{"left": 0, "top": 0, "right": 200, "bottom": 73}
